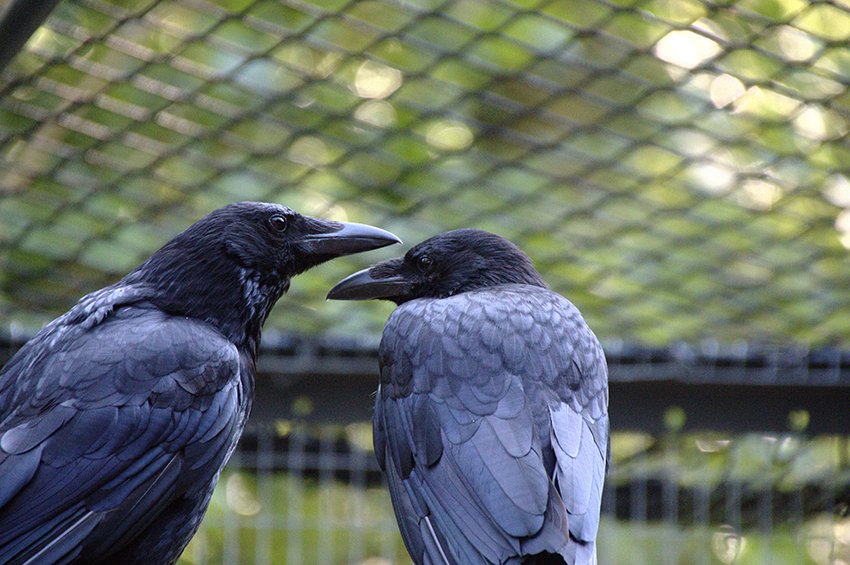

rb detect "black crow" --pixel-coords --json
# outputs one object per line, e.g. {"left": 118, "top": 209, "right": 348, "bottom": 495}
{"left": 328, "top": 229, "right": 608, "bottom": 565}
{"left": 0, "top": 201, "right": 399, "bottom": 564}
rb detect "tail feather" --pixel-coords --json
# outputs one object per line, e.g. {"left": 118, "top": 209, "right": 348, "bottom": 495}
{"left": 521, "top": 552, "right": 567, "bottom": 564}
{"left": 563, "top": 536, "right": 597, "bottom": 565}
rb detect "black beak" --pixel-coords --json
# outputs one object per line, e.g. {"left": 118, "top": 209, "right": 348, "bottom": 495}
{"left": 301, "top": 221, "right": 401, "bottom": 257}
{"left": 326, "top": 267, "right": 411, "bottom": 301}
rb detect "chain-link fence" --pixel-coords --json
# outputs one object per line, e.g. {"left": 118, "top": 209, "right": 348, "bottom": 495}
{"left": 192, "top": 424, "right": 848, "bottom": 565}
{"left": 1, "top": 0, "right": 850, "bottom": 563}
{"left": 1, "top": 333, "right": 848, "bottom": 565}
{"left": 176, "top": 343, "right": 850, "bottom": 565}
{"left": 2, "top": 0, "right": 850, "bottom": 344}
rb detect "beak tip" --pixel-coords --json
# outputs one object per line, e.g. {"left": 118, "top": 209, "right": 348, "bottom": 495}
{"left": 378, "top": 232, "right": 402, "bottom": 247}
{"left": 325, "top": 289, "right": 346, "bottom": 301}
{"left": 304, "top": 222, "right": 401, "bottom": 256}
{"left": 326, "top": 276, "right": 354, "bottom": 301}
{"left": 326, "top": 267, "right": 410, "bottom": 302}
{"left": 342, "top": 223, "right": 400, "bottom": 251}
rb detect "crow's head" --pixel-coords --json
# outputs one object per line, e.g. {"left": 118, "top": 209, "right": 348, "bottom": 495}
{"left": 126, "top": 201, "right": 399, "bottom": 342}
{"left": 209, "top": 202, "right": 400, "bottom": 277}
{"left": 327, "top": 228, "right": 546, "bottom": 305}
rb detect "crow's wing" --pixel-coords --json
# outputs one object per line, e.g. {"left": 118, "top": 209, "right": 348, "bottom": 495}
{"left": 375, "top": 285, "right": 608, "bottom": 565}
{"left": 0, "top": 301, "right": 247, "bottom": 564}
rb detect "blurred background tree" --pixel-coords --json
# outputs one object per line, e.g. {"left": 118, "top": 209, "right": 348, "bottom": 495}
{"left": 1, "top": 0, "right": 849, "bottom": 563}
{"left": 1, "top": 0, "right": 849, "bottom": 345}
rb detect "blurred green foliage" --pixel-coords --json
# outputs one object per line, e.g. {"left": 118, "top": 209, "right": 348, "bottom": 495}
{"left": 1, "top": 1, "right": 849, "bottom": 562}
{"left": 181, "top": 473, "right": 411, "bottom": 565}
{"left": 0, "top": 0, "right": 849, "bottom": 345}
{"left": 177, "top": 429, "right": 850, "bottom": 564}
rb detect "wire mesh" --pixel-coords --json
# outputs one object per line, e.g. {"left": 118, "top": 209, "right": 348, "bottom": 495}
{"left": 186, "top": 422, "right": 850, "bottom": 565}
{"left": 1, "top": 0, "right": 850, "bottom": 344}
{"left": 186, "top": 424, "right": 407, "bottom": 565}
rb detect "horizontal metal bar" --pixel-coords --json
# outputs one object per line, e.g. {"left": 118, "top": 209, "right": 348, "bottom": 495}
{"left": 251, "top": 369, "right": 850, "bottom": 434}
{"left": 251, "top": 336, "right": 850, "bottom": 386}
{"left": 2, "top": 334, "right": 849, "bottom": 433}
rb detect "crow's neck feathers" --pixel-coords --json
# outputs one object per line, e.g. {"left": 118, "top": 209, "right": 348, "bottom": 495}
{"left": 236, "top": 267, "right": 290, "bottom": 356}
{"left": 461, "top": 253, "right": 546, "bottom": 291}
{"left": 116, "top": 234, "right": 288, "bottom": 352}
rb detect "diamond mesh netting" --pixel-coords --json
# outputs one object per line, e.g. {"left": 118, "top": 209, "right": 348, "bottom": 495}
{"left": 1, "top": 0, "right": 849, "bottom": 345}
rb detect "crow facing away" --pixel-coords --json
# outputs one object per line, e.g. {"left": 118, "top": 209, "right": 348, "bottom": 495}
{"left": 0, "top": 201, "right": 399, "bottom": 564}
{"left": 329, "top": 229, "right": 609, "bottom": 565}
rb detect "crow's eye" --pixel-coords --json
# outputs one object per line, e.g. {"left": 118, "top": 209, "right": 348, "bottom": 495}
{"left": 416, "top": 255, "right": 433, "bottom": 273}
{"left": 269, "top": 215, "right": 288, "bottom": 232}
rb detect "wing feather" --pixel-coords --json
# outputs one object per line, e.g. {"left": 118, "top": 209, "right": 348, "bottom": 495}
{"left": 377, "top": 285, "right": 608, "bottom": 564}
{"left": 0, "top": 305, "right": 244, "bottom": 563}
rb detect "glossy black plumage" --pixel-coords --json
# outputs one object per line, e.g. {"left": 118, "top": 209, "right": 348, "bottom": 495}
{"left": 329, "top": 229, "right": 609, "bottom": 565}
{"left": 0, "top": 202, "right": 399, "bottom": 565}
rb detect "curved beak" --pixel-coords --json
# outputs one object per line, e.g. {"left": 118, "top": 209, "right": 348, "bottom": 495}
{"left": 327, "top": 267, "right": 411, "bottom": 301}
{"left": 301, "top": 221, "right": 401, "bottom": 257}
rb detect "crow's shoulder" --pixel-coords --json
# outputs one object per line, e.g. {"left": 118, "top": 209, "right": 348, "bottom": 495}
{"left": 0, "top": 286, "right": 246, "bottom": 563}
{"left": 0, "top": 283, "right": 239, "bottom": 426}
{"left": 379, "top": 284, "right": 606, "bottom": 401}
